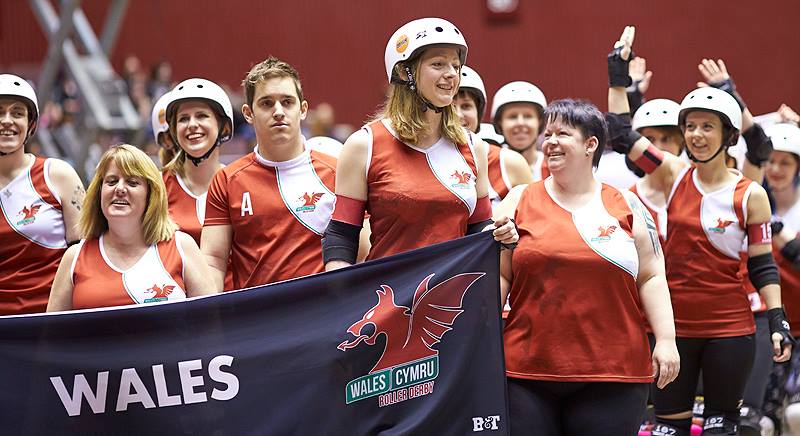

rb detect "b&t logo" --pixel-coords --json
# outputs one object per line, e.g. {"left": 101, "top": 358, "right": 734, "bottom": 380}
{"left": 472, "top": 415, "right": 501, "bottom": 432}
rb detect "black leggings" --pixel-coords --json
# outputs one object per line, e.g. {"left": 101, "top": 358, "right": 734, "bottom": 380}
{"left": 742, "top": 312, "right": 772, "bottom": 409}
{"left": 653, "top": 335, "right": 755, "bottom": 418}
{"left": 507, "top": 377, "right": 648, "bottom": 436}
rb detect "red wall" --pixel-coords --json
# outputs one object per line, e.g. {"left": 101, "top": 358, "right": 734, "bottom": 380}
{"left": 3, "top": 0, "right": 799, "bottom": 126}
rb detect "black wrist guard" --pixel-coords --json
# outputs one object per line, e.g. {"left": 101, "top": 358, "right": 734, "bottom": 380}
{"left": 709, "top": 78, "right": 747, "bottom": 111}
{"left": 767, "top": 307, "right": 797, "bottom": 346}
{"left": 607, "top": 47, "right": 632, "bottom": 88}
{"left": 322, "top": 219, "right": 362, "bottom": 264}
{"left": 772, "top": 221, "right": 785, "bottom": 236}
{"left": 626, "top": 87, "right": 644, "bottom": 114}
{"left": 604, "top": 112, "right": 642, "bottom": 154}
{"left": 742, "top": 123, "right": 773, "bottom": 166}
{"left": 625, "top": 155, "right": 645, "bottom": 178}
{"left": 781, "top": 238, "right": 800, "bottom": 270}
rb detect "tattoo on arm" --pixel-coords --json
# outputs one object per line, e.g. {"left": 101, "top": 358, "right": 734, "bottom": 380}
{"left": 70, "top": 185, "right": 85, "bottom": 211}
{"left": 628, "top": 196, "right": 663, "bottom": 259}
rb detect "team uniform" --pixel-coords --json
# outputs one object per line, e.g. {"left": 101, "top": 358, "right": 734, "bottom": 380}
{"left": 488, "top": 144, "right": 548, "bottom": 207}
{"left": 505, "top": 180, "right": 651, "bottom": 433}
{"left": 70, "top": 235, "right": 187, "bottom": 309}
{"left": 163, "top": 170, "right": 234, "bottom": 290}
{"left": 654, "top": 166, "right": 758, "bottom": 421}
{"left": 630, "top": 181, "right": 667, "bottom": 243}
{"left": 205, "top": 146, "right": 336, "bottom": 289}
{"left": 0, "top": 157, "right": 67, "bottom": 314}
{"left": 363, "top": 120, "right": 481, "bottom": 260}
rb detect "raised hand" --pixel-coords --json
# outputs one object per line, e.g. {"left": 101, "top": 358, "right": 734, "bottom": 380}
{"left": 696, "top": 58, "right": 730, "bottom": 87}
{"left": 778, "top": 104, "right": 800, "bottom": 125}
{"left": 629, "top": 57, "right": 652, "bottom": 94}
{"left": 608, "top": 26, "right": 636, "bottom": 88}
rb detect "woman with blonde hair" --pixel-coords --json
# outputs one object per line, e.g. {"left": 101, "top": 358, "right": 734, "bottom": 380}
{"left": 323, "top": 17, "right": 517, "bottom": 268}
{"left": 47, "top": 144, "right": 214, "bottom": 311}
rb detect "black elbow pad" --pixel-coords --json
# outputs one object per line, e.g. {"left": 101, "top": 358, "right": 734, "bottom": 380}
{"left": 748, "top": 252, "right": 780, "bottom": 289}
{"left": 322, "top": 219, "right": 362, "bottom": 265}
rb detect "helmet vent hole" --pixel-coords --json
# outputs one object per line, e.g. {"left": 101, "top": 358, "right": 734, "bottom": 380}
{"left": 13, "top": 81, "right": 20, "bottom": 86}
{"left": 178, "top": 86, "right": 184, "bottom": 90}
{"left": 197, "top": 84, "right": 204, "bottom": 88}
{"left": 706, "top": 96, "right": 713, "bottom": 99}
{"left": 435, "top": 26, "right": 443, "bottom": 32}
{"left": 645, "top": 111, "right": 651, "bottom": 115}
{"left": 454, "top": 28, "right": 460, "bottom": 34}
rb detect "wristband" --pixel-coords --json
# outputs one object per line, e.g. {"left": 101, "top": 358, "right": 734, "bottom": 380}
{"left": 742, "top": 123, "right": 773, "bottom": 166}
{"left": 767, "top": 307, "right": 797, "bottom": 346}
{"left": 709, "top": 78, "right": 746, "bottom": 111}
{"left": 607, "top": 47, "right": 632, "bottom": 88}
{"left": 632, "top": 144, "right": 664, "bottom": 174}
{"left": 747, "top": 222, "right": 772, "bottom": 245}
{"left": 604, "top": 112, "right": 642, "bottom": 155}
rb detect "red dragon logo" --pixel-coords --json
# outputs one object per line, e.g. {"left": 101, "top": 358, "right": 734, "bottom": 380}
{"left": 146, "top": 284, "right": 175, "bottom": 299}
{"left": 19, "top": 204, "right": 41, "bottom": 220}
{"left": 299, "top": 192, "right": 324, "bottom": 207}
{"left": 338, "top": 272, "right": 484, "bottom": 373}
{"left": 450, "top": 171, "right": 471, "bottom": 185}
{"left": 597, "top": 225, "right": 617, "bottom": 238}
{"left": 709, "top": 218, "right": 735, "bottom": 234}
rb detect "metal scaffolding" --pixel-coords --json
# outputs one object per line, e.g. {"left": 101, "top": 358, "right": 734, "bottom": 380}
{"left": 28, "top": 0, "right": 137, "bottom": 180}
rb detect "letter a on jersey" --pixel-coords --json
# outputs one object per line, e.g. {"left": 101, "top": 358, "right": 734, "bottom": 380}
{"left": 241, "top": 192, "right": 253, "bottom": 217}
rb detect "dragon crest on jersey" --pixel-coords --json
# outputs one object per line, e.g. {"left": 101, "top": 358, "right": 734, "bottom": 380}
{"left": 708, "top": 218, "right": 734, "bottom": 234}
{"left": 591, "top": 225, "right": 617, "bottom": 242}
{"left": 451, "top": 170, "right": 472, "bottom": 188}
{"left": 144, "top": 284, "right": 175, "bottom": 303}
{"left": 16, "top": 203, "right": 42, "bottom": 226}
{"left": 338, "top": 272, "right": 484, "bottom": 407}
{"left": 296, "top": 192, "right": 324, "bottom": 213}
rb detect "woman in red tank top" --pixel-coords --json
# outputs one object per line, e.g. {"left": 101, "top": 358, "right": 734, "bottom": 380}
{"left": 495, "top": 97, "right": 679, "bottom": 435}
{"left": 47, "top": 145, "right": 216, "bottom": 311}
{"left": 606, "top": 27, "right": 792, "bottom": 435}
{"left": 322, "top": 18, "right": 517, "bottom": 268}
{"left": 0, "top": 74, "right": 85, "bottom": 315}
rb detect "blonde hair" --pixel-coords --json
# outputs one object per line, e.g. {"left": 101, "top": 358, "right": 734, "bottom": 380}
{"left": 81, "top": 144, "right": 177, "bottom": 245}
{"left": 158, "top": 145, "right": 177, "bottom": 168}
{"left": 242, "top": 57, "right": 303, "bottom": 107}
{"left": 374, "top": 56, "right": 467, "bottom": 146}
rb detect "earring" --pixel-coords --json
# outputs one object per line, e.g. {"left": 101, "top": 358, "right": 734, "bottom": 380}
{"left": 584, "top": 149, "right": 590, "bottom": 157}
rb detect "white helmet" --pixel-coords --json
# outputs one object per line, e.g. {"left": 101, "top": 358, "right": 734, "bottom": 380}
{"left": 678, "top": 87, "right": 742, "bottom": 131}
{"left": 767, "top": 123, "right": 800, "bottom": 157}
{"left": 477, "top": 123, "right": 505, "bottom": 146}
{"left": 306, "top": 136, "right": 344, "bottom": 159}
{"left": 632, "top": 98, "right": 681, "bottom": 131}
{"left": 166, "top": 78, "right": 234, "bottom": 143}
{"left": 150, "top": 91, "right": 172, "bottom": 146}
{"left": 458, "top": 65, "right": 486, "bottom": 118}
{"left": 384, "top": 17, "right": 468, "bottom": 83}
{"left": 0, "top": 74, "right": 39, "bottom": 139}
{"left": 490, "top": 81, "right": 547, "bottom": 121}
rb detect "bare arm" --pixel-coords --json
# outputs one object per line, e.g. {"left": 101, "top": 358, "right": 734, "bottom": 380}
{"left": 473, "top": 137, "right": 490, "bottom": 198}
{"left": 200, "top": 224, "right": 232, "bottom": 292}
{"left": 47, "top": 244, "right": 80, "bottom": 312}
{"left": 748, "top": 186, "right": 791, "bottom": 361}
{"left": 325, "top": 129, "right": 369, "bottom": 271}
{"left": 502, "top": 148, "right": 534, "bottom": 187}
{"left": 177, "top": 231, "right": 218, "bottom": 297}
{"left": 626, "top": 193, "right": 679, "bottom": 388}
{"left": 48, "top": 159, "right": 85, "bottom": 242}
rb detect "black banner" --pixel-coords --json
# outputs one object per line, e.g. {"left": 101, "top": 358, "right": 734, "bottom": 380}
{"left": 0, "top": 233, "right": 508, "bottom": 435}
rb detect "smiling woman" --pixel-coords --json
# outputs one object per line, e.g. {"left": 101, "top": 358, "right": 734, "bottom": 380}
{"left": 46, "top": 144, "right": 216, "bottom": 312}
{"left": 322, "top": 17, "right": 519, "bottom": 270}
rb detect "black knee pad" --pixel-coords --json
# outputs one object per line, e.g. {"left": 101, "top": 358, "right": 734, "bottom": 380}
{"left": 702, "top": 413, "right": 739, "bottom": 435}
{"left": 652, "top": 417, "right": 692, "bottom": 436}
{"left": 738, "top": 405, "right": 762, "bottom": 436}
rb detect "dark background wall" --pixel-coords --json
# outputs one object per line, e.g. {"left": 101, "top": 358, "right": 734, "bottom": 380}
{"left": 2, "top": 0, "right": 798, "bottom": 125}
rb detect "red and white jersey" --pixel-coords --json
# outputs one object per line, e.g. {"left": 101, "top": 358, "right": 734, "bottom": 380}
{"left": 630, "top": 181, "right": 667, "bottom": 242}
{"left": 0, "top": 157, "right": 67, "bottom": 315}
{"left": 163, "top": 171, "right": 205, "bottom": 244}
{"left": 529, "top": 149, "right": 549, "bottom": 182}
{"left": 71, "top": 235, "right": 187, "bottom": 310}
{"left": 505, "top": 181, "right": 651, "bottom": 382}
{"left": 364, "top": 120, "right": 479, "bottom": 260}
{"left": 775, "top": 201, "right": 800, "bottom": 335}
{"left": 205, "top": 147, "right": 336, "bottom": 289}
{"left": 664, "top": 166, "right": 757, "bottom": 337}
{"left": 487, "top": 145, "right": 511, "bottom": 206}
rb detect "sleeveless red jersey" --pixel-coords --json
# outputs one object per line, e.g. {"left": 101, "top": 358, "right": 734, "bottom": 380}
{"left": 505, "top": 181, "right": 652, "bottom": 383}
{"left": 630, "top": 181, "right": 667, "bottom": 244}
{"left": 71, "top": 235, "right": 187, "bottom": 309}
{"left": 487, "top": 145, "right": 510, "bottom": 206}
{"left": 205, "top": 147, "right": 336, "bottom": 289}
{"left": 664, "top": 167, "right": 756, "bottom": 337}
{"left": 364, "top": 120, "right": 480, "bottom": 260}
{"left": 0, "top": 157, "right": 67, "bottom": 314}
{"left": 163, "top": 170, "right": 234, "bottom": 290}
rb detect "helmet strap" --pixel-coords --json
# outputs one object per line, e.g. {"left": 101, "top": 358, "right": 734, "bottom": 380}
{"left": 391, "top": 65, "right": 446, "bottom": 114}
{"left": 686, "top": 141, "right": 729, "bottom": 164}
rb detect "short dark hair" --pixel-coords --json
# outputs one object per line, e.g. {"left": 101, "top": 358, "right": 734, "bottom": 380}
{"left": 544, "top": 99, "right": 607, "bottom": 167}
{"left": 242, "top": 57, "right": 303, "bottom": 107}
